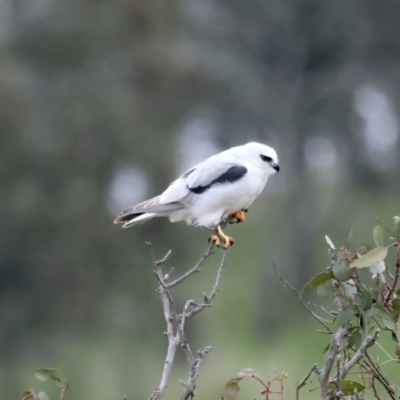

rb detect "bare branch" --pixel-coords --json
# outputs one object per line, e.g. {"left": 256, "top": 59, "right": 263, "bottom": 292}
{"left": 148, "top": 246, "right": 178, "bottom": 400}
{"left": 364, "top": 353, "right": 397, "bottom": 399}
{"left": 319, "top": 324, "right": 349, "bottom": 399}
{"left": 179, "top": 346, "right": 212, "bottom": 400}
{"left": 149, "top": 279, "right": 178, "bottom": 400}
{"left": 385, "top": 240, "right": 400, "bottom": 305}
{"left": 60, "top": 387, "right": 67, "bottom": 400}
{"left": 183, "top": 248, "right": 229, "bottom": 319}
{"left": 308, "top": 302, "right": 337, "bottom": 317}
{"left": 147, "top": 243, "right": 229, "bottom": 400}
{"left": 272, "top": 263, "right": 332, "bottom": 331}
{"left": 295, "top": 364, "right": 319, "bottom": 400}
{"left": 339, "top": 330, "right": 379, "bottom": 380}
{"left": 166, "top": 243, "right": 215, "bottom": 289}
{"left": 146, "top": 241, "right": 157, "bottom": 263}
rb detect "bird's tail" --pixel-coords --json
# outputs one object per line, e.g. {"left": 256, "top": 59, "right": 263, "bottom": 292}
{"left": 118, "top": 212, "right": 158, "bottom": 228}
{"left": 114, "top": 195, "right": 185, "bottom": 228}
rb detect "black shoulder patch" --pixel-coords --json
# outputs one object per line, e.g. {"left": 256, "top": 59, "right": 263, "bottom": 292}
{"left": 189, "top": 165, "right": 248, "bottom": 194}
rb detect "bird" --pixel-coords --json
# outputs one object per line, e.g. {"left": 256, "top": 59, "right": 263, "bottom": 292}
{"left": 114, "top": 142, "right": 280, "bottom": 248}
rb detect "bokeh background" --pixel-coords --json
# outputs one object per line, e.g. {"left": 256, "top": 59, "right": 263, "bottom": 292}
{"left": 1, "top": 0, "right": 400, "bottom": 398}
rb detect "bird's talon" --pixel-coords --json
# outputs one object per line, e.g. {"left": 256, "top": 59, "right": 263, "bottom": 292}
{"left": 228, "top": 210, "right": 246, "bottom": 224}
{"left": 209, "top": 234, "right": 221, "bottom": 247}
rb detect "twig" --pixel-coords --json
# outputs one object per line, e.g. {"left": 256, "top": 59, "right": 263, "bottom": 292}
{"left": 147, "top": 242, "right": 229, "bottom": 400}
{"left": 375, "top": 339, "right": 396, "bottom": 363}
{"left": 308, "top": 302, "right": 337, "bottom": 317}
{"left": 295, "top": 364, "right": 318, "bottom": 400}
{"left": 319, "top": 324, "right": 349, "bottom": 399}
{"left": 148, "top": 246, "right": 177, "bottom": 400}
{"left": 365, "top": 352, "right": 397, "bottom": 399}
{"left": 371, "top": 379, "right": 382, "bottom": 400}
{"left": 166, "top": 243, "right": 215, "bottom": 289}
{"left": 272, "top": 263, "right": 332, "bottom": 331}
{"left": 302, "top": 385, "right": 321, "bottom": 395}
{"left": 360, "top": 357, "right": 397, "bottom": 400}
{"left": 183, "top": 248, "right": 229, "bottom": 319}
{"left": 339, "top": 330, "right": 379, "bottom": 380}
{"left": 60, "top": 387, "right": 67, "bottom": 400}
{"left": 385, "top": 240, "right": 400, "bottom": 305}
{"left": 179, "top": 346, "right": 212, "bottom": 400}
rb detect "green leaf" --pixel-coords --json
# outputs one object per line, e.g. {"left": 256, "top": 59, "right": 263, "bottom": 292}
{"left": 348, "top": 329, "right": 363, "bottom": 350}
{"left": 328, "top": 380, "right": 365, "bottom": 396}
{"left": 358, "top": 243, "right": 373, "bottom": 253}
{"left": 22, "top": 391, "right": 35, "bottom": 400}
{"left": 371, "top": 304, "right": 387, "bottom": 323}
{"left": 321, "top": 343, "right": 330, "bottom": 354}
{"left": 301, "top": 271, "right": 334, "bottom": 296}
{"left": 350, "top": 247, "right": 388, "bottom": 269}
{"left": 373, "top": 226, "right": 385, "bottom": 247}
{"left": 223, "top": 378, "right": 241, "bottom": 400}
{"left": 383, "top": 319, "right": 396, "bottom": 332}
{"left": 359, "top": 309, "right": 367, "bottom": 333}
{"left": 392, "top": 299, "right": 400, "bottom": 312}
{"left": 37, "top": 392, "right": 49, "bottom": 400}
{"left": 317, "top": 281, "right": 336, "bottom": 299}
{"left": 35, "top": 368, "right": 68, "bottom": 389}
{"left": 377, "top": 217, "right": 393, "bottom": 234}
{"left": 360, "top": 290, "right": 373, "bottom": 311}
{"left": 332, "top": 262, "right": 353, "bottom": 281}
{"left": 335, "top": 305, "right": 354, "bottom": 327}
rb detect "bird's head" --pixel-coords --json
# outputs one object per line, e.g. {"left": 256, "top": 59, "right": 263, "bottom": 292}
{"left": 244, "top": 142, "right": 280, "bottom": 175}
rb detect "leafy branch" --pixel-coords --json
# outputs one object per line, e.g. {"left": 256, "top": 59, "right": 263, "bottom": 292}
{"left": 23, "top": 368, "right": 68, "bottom": 400}
{"left": 268, "top": 216, "right": 400, "bottom": 400}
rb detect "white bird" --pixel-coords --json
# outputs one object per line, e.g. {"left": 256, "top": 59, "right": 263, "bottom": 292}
{"left": 114, "top": 142, "right": 280, "bottom": 248}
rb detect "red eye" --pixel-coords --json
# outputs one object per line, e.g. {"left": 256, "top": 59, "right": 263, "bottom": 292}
{"left": 260, "top": 154, "right": 272, "bottom": 163}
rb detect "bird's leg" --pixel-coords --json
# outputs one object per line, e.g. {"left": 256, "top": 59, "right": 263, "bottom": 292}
{"left": 228, "top": 209, "right": 247, "bottom": 224}
{"left": 209, "top": 225, "right": 234, "bottom": 248}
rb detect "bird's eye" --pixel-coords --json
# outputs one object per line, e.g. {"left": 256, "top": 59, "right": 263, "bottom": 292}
{"left": 260, "top": 154, "right": 273, "bottom": 163}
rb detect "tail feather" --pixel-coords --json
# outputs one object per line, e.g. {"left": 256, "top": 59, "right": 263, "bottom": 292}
{"left": 121, "top": 213, "right": 157, "bottom": 228}
{"left": 114, "top": 195, "right": 185, "bottom": 228}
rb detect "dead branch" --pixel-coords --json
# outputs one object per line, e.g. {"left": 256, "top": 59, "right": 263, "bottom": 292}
{"left": 181, "top": 248, "right": 229, "bottom": 319}
{"left": 319, "top": 323, "right": 349, "bottom": 399}
{"left": 179, "top": 346, "right": 212, "bottom": 400}
{"left": 146, "top": 242, "right": 229, "bottom": 400}
{"left": 272, "top": 263, "right": 332, "bottom": 331}
{"left": 166, "top": 243, "right": 215, "bottom": 289}
{"left": 295, "top": 364, "right": 319, "bottom": 400}
{"left": 338, "top": 330, "right": 379, "bottom": 380}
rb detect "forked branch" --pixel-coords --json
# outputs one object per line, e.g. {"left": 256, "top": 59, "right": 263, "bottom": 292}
{"left": 146, "top": 242, "right": 229, "bottom": 400}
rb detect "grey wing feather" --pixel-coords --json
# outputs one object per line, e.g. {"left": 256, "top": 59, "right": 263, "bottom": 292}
{"left": 159, "top": 156, "right": 244, "bottom": 203}
{"left": 114, "top": 195, "right": 185, "bottom": 224}
{"left": 185, "top": 157, "right": 247, "bottom": 190}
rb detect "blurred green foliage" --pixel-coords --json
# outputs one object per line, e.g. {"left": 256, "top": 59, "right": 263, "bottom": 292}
{"left": 1, "top": 0, "right": 400, "bottom": 398}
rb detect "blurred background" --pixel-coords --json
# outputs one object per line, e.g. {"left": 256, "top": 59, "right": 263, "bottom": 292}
{"left": 1, "top": 0, "right": 400, "bottom": 398}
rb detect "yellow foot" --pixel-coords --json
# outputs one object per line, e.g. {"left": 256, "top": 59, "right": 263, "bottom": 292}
{"left": 209, "top": 226, "right": 234, "bottom": 248}
{"left": 228, "top": 209, "right": 246, "bottom": 224}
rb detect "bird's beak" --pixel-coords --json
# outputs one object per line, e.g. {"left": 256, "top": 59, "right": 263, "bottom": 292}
{"left": 272, "top": 164, "right": 280, "bottom": 173}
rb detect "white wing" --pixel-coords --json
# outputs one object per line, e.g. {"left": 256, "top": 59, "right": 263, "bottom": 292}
{"left": 160, "top": 153, "right": 247, "bottom": 204}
